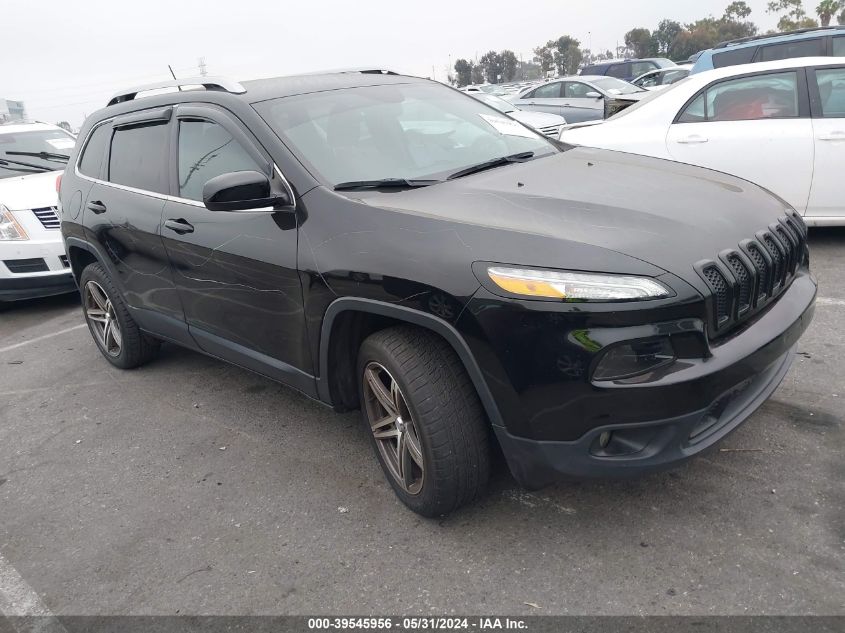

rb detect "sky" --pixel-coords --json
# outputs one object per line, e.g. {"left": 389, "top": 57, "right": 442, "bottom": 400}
{"left": 2, "top": 0, "right": 784, "bottom": 127}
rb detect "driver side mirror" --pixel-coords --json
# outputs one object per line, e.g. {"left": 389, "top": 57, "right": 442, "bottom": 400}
{"left": 585, "top": 91, "right": 602, "bottom": 99}
{"left": 202, "top": 170, "right": 292, "bottom": 212}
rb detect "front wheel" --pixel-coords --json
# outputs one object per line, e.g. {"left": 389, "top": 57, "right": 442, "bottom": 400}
{"left": 358, "top": 326, "right": 491, "bottom": 516}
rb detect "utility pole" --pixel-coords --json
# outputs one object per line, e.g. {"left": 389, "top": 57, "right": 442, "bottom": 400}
{"left": 198, "top": 57, "right": 208, "bottom": 76}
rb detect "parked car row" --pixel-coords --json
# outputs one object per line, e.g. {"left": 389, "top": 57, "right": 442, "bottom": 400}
{"left": 561, "top": 56, "right": 845, "bottom": 226}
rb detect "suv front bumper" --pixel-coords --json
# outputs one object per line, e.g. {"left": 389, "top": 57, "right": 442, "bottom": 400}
{"left": 471, "top": 270, "right": 816, "bottom": 488}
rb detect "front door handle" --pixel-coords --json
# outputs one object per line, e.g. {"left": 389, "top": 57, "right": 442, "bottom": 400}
{"left": 87, "top": 200, "right": 107, "bottom": 214}
{"left": 164, "top": 218, "right": 194, "bottom": 234}
{"left": 817, "top": 131, "right": 845, "bottom": 141}
{"left": 676, "top": 134, "right": 709, "bottom": 144}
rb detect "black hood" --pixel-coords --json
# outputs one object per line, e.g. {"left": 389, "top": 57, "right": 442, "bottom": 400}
{"left": 356, "top": 147, "right": 794, "bottom": 294}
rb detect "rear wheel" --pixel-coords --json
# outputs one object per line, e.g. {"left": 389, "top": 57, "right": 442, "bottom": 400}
{"left": 358, "top": 326, "right": 491, "bottom": 516}
{"left": 79, "top": 263, "right": 159, "bottom": 369}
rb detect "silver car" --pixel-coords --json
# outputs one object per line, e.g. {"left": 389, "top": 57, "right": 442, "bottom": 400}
{"left": 509, "top": 76, "right": 649, "bottom": 123}
{"left": 469, "top": 92, "right": 567, "bottom": 138}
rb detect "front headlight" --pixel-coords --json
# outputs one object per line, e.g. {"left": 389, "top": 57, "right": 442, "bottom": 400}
{"left": 486, "top": 266, "right": 670, "bottom": 301}
{"left": 0, "top": 204, "right": 29, "bottom": 241}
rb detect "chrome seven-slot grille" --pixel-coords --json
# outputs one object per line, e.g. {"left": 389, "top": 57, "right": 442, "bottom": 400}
{"left": 696, "top": 211, "right": 807, "bottom": 337}
{"left": 32, "top": 206, "right": 61, "bottom": 229}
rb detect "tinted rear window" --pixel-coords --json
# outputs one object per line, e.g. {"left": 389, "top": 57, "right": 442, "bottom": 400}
{"left": 757, "top": 37, "right": 824, "bottom": 62}
{"left": 606, "top": 63, "right": 629, "bottom": 79}
{"left": 712, "top": 46, "right": 757, "bottom": 69}
{"left": 78, "top": 124, "right": 110, "bottom": 178}
{"left": 108, "top": 122, "right": 169, "bottom": 194}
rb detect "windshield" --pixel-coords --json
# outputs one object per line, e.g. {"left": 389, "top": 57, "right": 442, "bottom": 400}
{"left": 591, "top": 77, "right": 645, "bottom": 95}
{"left": 0, "top": 128, "right": 75, "bottom": 179}
{"left": 471, "top": 93, "right": 516, "bottom": 114}
{"left": 255, "top": 82, "right": 557, "bottom": 187}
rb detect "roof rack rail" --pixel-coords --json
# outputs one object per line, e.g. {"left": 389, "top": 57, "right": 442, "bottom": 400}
{"left": 713, "top": 24, "right": 845, "bottom": 49}
{"left": 107, "top": 76, "right": 246, "bottom": 107}
{"left": 333, "top": 68, "right": 399, "bottom": 75}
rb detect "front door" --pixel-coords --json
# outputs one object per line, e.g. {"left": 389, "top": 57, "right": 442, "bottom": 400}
{"left": 562, "top": 81, "right": 605, "bottom": 123}
{"left": 159, "top": 105, "right": 311, "bottom": 390}
{"left": 806, "top": 65, "right": 845, "bottom": 221}
{"left": 666, "top": 69, "right": 814, "bottom": 214}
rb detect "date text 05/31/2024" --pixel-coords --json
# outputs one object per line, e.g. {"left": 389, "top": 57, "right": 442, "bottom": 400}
{"left": 307, "top": 617, "right": 528, "bottom": 630}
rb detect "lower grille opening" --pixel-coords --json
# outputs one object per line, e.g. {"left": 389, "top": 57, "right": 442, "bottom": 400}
{"left": 4, "top": 258, "right": 49, "bottom": 274}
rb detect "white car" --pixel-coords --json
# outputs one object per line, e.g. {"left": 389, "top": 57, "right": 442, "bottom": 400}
{"left": 469, "top": 92, "right": 567, "bottom": 138}
{"left": 561, "top": 57, "right": 845, "bottom": 226}
{"left": 1, "top": 122, "right": 77, "bottom": 302}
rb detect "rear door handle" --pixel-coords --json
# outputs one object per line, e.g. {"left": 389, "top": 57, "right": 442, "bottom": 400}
{"left": 86, "top": 200, "right": 107, "bottom": 214}
{"left": 164, "top": 218, "right": 194, "bottom": 234}
{"left": 817, "top": 131, "right": 845, "bottom": 141}
{"left": 676, "top": 134, "right": 709, "bottom": 144}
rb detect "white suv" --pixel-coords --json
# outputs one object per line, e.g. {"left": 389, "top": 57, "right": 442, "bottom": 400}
{"left": 1, "top": 121, "right": 76, "bottom": 302}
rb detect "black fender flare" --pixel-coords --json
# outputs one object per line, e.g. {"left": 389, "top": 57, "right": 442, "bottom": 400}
{"left": 316, "top": 297, "right": 503, "bottom": 427}
{"left": 64, "top": 237, "right": 126, "bottom": 293}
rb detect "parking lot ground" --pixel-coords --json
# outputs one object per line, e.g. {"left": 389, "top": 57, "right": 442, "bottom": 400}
{"left": 0, "top": 230, "right": 843, "bottom": 617}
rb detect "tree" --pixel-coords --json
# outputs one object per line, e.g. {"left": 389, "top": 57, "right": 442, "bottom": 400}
{"left": 478, "top": 50, "right": 503, "bottom": 83}
{"left": 724, "top": 0, "right": 753, "bottom": 19}
{"left": 552, "top": 35, "right": 583, "bottom": 75}
{"left": 624, "top": 28, "right": 654, "bottom": 57}
{"left": 653, "top": 19, "right": 682, "bottom": 55}
{"left": 840, "top": 5, "right": 845, "bottom": 22}
{"left": 533, "top": 41, "right": 556, "bottom": 75}
{"left": 816, "top": 0, "right": 843, "bottom": 25}
{"left": 768, "top": 0, "right": 819, "bottom": 30}
{"left": 500, "top": 50, "right": 519, "bottom": 82}
{"left": 470, "top": 64, "right": 484, "bottom": 84}
{"left": 453, "top": 59, "right": 473, "bottom": 87}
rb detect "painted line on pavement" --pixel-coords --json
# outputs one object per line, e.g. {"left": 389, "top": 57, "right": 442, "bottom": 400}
{"left": 0, "top": 324, "right": 86, "bottom": 355}
{"left": 0, "top": 552, "right": 68, "bottom": 632}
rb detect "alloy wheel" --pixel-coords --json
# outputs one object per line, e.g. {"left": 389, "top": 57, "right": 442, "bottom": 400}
{"left": 362, "top": 362, "right": 425, "bottom": 495}
{"left": 84, "top": 280, "right": 122, "bottom": 357}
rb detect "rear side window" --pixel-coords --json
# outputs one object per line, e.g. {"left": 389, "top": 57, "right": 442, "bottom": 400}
{"left": 580, "top": 65, "right": 599, "bottom": 75}
{"left": 177, "top": 120, "right": 263, "bottom": 201}
{"left": 108, "top": 122, "right": 169, "bottom": 194}
{"left": 815, "top": 68, "right": 845, "bottom": 117}
{"left": 606, "top": 63, "right": 629, "bottom": 79}
{"left": 712, "top": 47, "right": 757, "bottom": 69}
{"left": 833, "top": 37, "right": 845, "bottom": 57}
{"left": 757, "top": 38, "right": 824, "bottom": 62}
{"left": 630, "top": 61, "right": 656, "bottom": 77}
{"left": 677, "top": 71, "right": 799, "bottom": 122}
{"left": 529, "top": 83, "right": 562, "bottom": 98}
{"left": 78, "top": 124, "right": 111, "bottom": 178}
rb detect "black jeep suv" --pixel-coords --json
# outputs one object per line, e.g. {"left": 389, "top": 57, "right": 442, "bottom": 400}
{"left": 59, "top": 71, "right": 816, "bottom": 516}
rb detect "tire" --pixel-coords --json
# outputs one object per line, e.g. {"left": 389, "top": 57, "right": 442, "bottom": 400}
{"left": 357, "top": 325, "right": 491, "bottom": 516}
{"left": 79, "top": 263, "right": 159, "bottom": 369}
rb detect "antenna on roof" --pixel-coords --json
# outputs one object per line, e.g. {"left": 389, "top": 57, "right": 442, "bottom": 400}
{"left": 168, "top": 65, "right": 182, "bottom": 91}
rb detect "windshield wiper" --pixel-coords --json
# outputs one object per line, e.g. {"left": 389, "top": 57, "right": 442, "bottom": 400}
{"left": 0, "top": 157, "right": 54, "bottom": 172}
{"left": 5, "top": 151, "right": 70, "bottom": 162}
{"left": 334, "top": 178, "right": 441, "bottom": 191}
{"left": 447, "top": 151, "right": 535, "bottom": 180}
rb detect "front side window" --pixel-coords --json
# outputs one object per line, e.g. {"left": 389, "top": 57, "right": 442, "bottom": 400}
{"left": 177, "top": 120, "right": 263, "bottom": 201}
{"left": 815, "top": 68, "right": 845, "bottom": 118}
{"left": 757, "top": 38, "right": 824, "bottom": 62}
{"left": 564, "top": 82, "right": 594, "bottom": 98}
{"left": 677, "top": 72, "right": 799, "bottom": 122}
{"left": 254, "top": 82, "right": 556, "bottom": 187}
{"left": 634, "top": 71, "right": 661, "bottom": 88}
{"left": 833, "top": 37, "right": 845, "bottom": 57}
{"left": 108, "top": 122, "right": 169, "bottom": 193}
{"left": 78, "top": 124, "right": 111, "bottom": 178}
{"left": 0, "top": 128, "right": 74, "bottom": 180}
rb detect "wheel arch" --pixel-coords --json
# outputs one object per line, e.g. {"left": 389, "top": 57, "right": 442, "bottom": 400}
{"left": 65, "top": 238, "right": 123, "bottom": 291}
{"left": 317, "top": 297, "right": 503, "bottom": 427}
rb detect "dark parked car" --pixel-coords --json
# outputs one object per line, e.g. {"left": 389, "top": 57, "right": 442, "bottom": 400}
{"left": 60, "top": 71, "right": 816, "bottom": 516}
{"left": 580, "top": 58, "right": 676, "bottom": 81}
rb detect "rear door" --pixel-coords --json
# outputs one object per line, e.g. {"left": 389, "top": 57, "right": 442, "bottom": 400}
{"left": 666, "top": 69, "right": 814, "bottom": 213}
{"left": 561, "top": 81, "right": 605, "bottom": 122}
{"left": 513, "top": 82, "right": 564, "bottom": 115}
{"left": 806, "top": 65, "right": 845, "bottom": 221}
{"left": 160, "top": 104, "right": 310, "bottom": 389}
{"left": 82, "top": 109, "right": 187, "bottom": 339}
